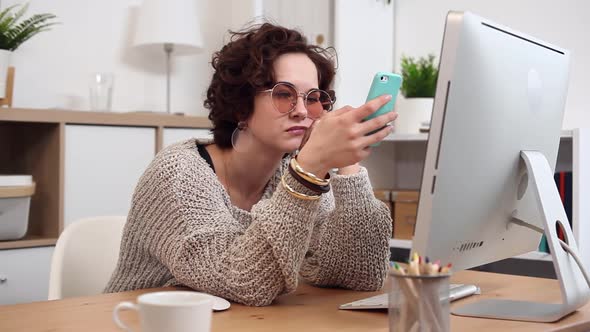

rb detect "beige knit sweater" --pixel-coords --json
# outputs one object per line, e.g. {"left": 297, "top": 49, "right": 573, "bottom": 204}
{"left": 104, "top": 139, "right": 392, "bottom": 306}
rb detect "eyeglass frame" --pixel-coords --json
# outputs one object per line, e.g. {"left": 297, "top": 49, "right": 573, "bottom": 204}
{"left": 260, "top": 81, "right": 335, "bottom": 119}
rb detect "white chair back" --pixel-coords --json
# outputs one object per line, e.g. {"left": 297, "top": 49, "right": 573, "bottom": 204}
{"left": 48, "top": 216, "right": 126, "bottom": 300}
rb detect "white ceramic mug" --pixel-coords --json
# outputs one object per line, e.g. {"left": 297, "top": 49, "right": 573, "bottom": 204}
{"left": 113, "top": 291, "right": 213, "bottom": 332}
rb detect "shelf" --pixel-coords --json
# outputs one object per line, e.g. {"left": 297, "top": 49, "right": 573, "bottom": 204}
{"left": 0, "top": 235, "right": 57, "bottom": 250}
{"left": 383, "top": 133, "right": 428, "bottom": 142}
{"left": 0, "top": 108, "right": 212, "bottom": 129}
{"left": 0, "top": 122, "right": 63, "bottom": 251}
{"left": 513, "top": 251, "right": 552, "bottom": 261}
{"left": 388, "top": 238, "right": 552, "bottom": 262}
{"left": 383, "top": 130, "right": 573, "bottom": 143}
{"left": 1, "top": 108, "right": 214, "bottom": 251}
{"left": 389, "top": 238, "right": 412, "bottom": 249}
{"left": 560, "top": 129, "right": 573, "bottom": 138}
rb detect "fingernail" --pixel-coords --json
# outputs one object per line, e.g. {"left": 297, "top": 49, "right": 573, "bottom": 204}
{"left": 385, "top": 95, "right": 392, "bottom": 101}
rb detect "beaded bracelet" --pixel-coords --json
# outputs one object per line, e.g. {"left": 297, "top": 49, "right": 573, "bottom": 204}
{"left": 288, "top": 164, "right": 330, "bottom": 194}
{"left": 281, "top": 174, "right": 321, "bottom": 201}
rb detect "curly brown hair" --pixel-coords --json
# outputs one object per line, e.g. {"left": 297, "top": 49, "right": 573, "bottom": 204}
{"left": 204, "top": 23, "right": 337, "bottom": 149}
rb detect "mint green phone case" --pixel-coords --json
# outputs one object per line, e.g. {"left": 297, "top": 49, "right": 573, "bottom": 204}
{"left": 364, "top": 72, "right": 402, "bottom": 146}
{"left": 364, "top": 71, "right": 402, "bottom": 121}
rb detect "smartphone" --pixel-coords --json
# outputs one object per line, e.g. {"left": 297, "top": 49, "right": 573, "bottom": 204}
{"left": 364, "top": 72, "right": 402, "bottom": 146}
{"left": 364, "top": 71, "right": 402, "bottom": 121}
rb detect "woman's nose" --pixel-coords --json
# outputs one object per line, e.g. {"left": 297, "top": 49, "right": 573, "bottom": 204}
{"left": 289, "top": 95, "right": 308, "bottom": 119}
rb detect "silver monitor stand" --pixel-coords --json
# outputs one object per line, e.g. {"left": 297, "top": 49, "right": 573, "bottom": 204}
{"left": 452, "top": 151, "right": 590, "bottom": 322}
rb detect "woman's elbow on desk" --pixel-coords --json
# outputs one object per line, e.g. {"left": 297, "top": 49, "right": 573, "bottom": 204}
{"left": 341, "top": 267, "right": 387, "bottom": 292}
{"left": 226, "top": 290, "right": 280, "bottom": 307}
{"left": 179, "top": 277, "right": 284, "bottom": 307}
{"left": 301, "top": 260, "right": 388, "bottom": 292}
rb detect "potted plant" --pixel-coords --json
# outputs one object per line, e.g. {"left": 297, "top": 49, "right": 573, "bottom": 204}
{"left": 395, "top": 54, "right": 439, "bottom": 134}
{"left": 0, "top": 3, "right": 57, "bottom": 98}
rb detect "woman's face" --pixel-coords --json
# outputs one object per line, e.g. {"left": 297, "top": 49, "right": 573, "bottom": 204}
{"left": 248, "top": 53, "right": 319, "bottom": 154}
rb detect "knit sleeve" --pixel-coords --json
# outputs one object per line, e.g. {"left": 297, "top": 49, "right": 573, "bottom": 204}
{"left": 152, "top": 150, "right": 322, "bottom": 306}
{"left": 299, "top": 167, "right": 392, "bottom": 291}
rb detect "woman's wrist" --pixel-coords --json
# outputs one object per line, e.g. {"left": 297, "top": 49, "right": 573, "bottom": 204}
{"left": 281, "top": 173, "right": 321, "bottom": 200}
{"left": 337, "top": 164, "right": 360, "bottom": 175}
{"left": 288, "top": 163, "right": 330, "bottom": 193}
{"left": 295, "top": 150, "right": 330, "bottom": 179}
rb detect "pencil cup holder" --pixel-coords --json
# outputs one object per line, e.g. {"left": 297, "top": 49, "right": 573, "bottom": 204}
{"left": 388, "top": 272, "right": 450, "bottom": 332}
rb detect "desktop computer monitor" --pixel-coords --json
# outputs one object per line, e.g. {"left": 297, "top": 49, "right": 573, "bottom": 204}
{"left": 411, "top": 11, "right": 589, "bottom": 321}
{"left": 412, "top": 10, "right": 568, "bottom": 272}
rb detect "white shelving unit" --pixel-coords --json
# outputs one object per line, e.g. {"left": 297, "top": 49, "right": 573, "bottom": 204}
{"left": 384, "top": 130, "right": 572, "bottom": 142}
{"left": 388, "top": 239, "right": 553, "bottom": 262}
{"left": 384, "top": 129, "right": 589, "bottom": 268}
{"left": 383, "top": 132, "right": 429, "bottom": 142}
{"left": 0, "top": 109, "right": 211, "bottom": 305}
{"left": 573, "top": 128, "right": 590, "bottom": 270}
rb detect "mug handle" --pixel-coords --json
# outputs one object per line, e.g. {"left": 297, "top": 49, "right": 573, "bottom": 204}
{"left": 113, "top": 301, "right": 139, "bottom": 331}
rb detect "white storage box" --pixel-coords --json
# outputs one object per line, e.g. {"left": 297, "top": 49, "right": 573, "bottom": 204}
{"left": 0, "top": 175, "right": 36, "bottom": 241}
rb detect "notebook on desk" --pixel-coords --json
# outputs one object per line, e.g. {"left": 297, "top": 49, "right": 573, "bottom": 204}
{"left": 339, "top": 283, "right": 479, "bottom": 310}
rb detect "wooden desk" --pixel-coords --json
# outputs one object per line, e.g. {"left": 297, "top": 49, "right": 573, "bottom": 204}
{"left": 1, "top": 270, "right": 589, "bottom": 331}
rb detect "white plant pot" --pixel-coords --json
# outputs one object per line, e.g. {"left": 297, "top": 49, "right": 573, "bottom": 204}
{"left": 394, "top": 97, "right": 434, "bottom": 134}
{"left": 0, "top": 49, "right": 11, "bottom": 99}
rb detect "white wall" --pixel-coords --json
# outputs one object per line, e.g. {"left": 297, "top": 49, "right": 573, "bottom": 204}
{"left": 333, "top": 0, "right": 395, "bottom": 108}
{"left": 4, "top": 0, "right": 237, "bottom": 115}
{"left": 394, "top": 0, "right": 590, "bottom": 129}
{"left": 261, "top": 0, "right": 332, "bottom": 48}
{"left": 7, "top": 0, "right": 588, "bottom": 127}
{"left": 4, "top": 0, "right": 389, "bottom": 116}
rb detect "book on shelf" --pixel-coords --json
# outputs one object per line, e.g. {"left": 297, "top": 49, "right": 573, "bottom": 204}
{"left": 538, "top": 171, "right": 572, "bottom": 253}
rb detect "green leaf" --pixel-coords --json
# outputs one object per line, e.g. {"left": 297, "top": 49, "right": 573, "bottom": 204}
{"left": 0, "top": 4, "right": 21, "bottom": 30}
{"left": 0, "top": 3, "right": 58, "bottom": 51}
{"left": 399, "top": 54, "right": 439, "bottom": 98}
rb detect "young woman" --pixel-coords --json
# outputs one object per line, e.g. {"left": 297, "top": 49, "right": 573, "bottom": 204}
{"left": 105, "top": 23, "right": 397, "bottom": 306}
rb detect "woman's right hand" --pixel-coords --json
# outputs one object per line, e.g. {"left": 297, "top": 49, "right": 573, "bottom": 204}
{"left": 296, "top": 94, "right": 398, "bottom": 177}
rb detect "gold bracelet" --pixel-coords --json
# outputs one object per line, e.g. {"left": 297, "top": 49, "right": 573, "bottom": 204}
{"left": 290, "top": 157, "right": 330, "bottom": 186}
{"left": 281, "top": 174, "right": 321, "bottom": 201}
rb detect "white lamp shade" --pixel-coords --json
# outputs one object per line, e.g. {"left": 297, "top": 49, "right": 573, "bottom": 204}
{"left": 134, "top": 0, "right": 203, "bottom": 55}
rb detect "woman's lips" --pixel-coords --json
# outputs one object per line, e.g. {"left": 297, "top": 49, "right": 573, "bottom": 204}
{"left": 287, "top": 126, "right": 308, "bottom": 135}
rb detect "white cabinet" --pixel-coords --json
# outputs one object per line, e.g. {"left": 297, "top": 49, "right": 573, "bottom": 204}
{"left": 0, "top": 247, "right": 54, "bottom": 305}
{"left": 64, "top": 125, "right": 156, "bottom": 226}
{"left": 261, "top": 0, "right": 333, "bottom": 47}
{"left": 163, "top": 128, "right": 212, "bottom": 148}
{"left": 227, "top": 0, "right": 333, "bottom": 47}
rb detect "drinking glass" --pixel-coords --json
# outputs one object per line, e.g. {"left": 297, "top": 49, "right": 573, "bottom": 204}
{"left": 89, "top": 73, "right": 114, "bottom": 111}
